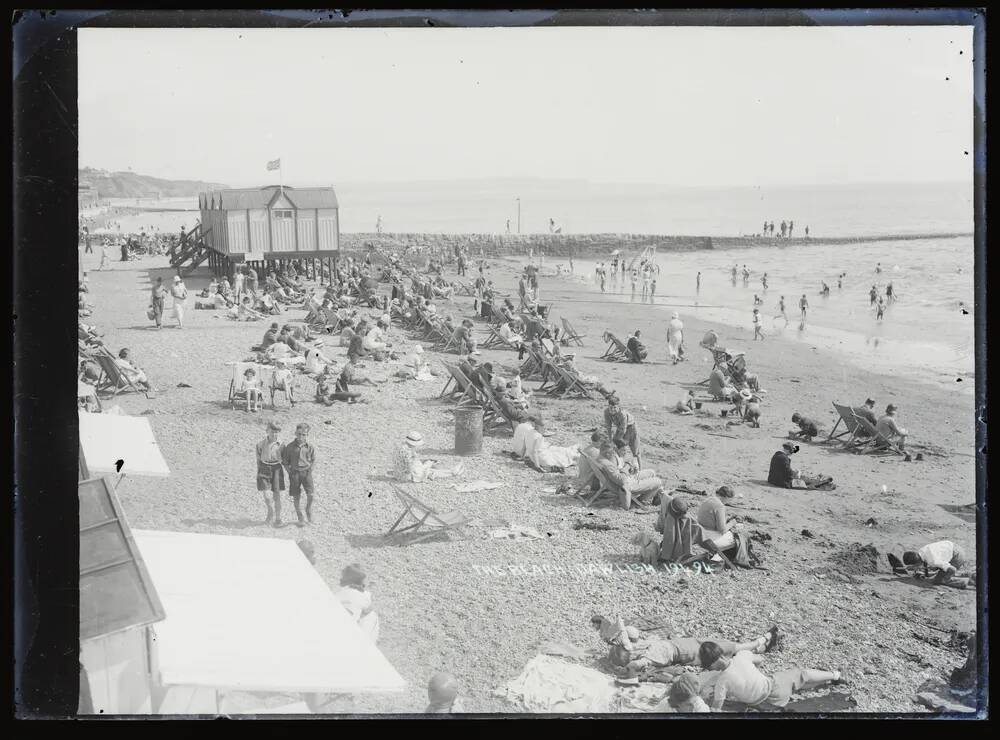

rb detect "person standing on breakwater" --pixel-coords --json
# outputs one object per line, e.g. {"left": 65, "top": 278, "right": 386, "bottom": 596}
{"left": 780, "top": 221, "right": 787, "bottom": 238}
{"left": 805, "top": 226, "right": 810, "bottom": 238}
{"left": 799, "top": 294, "right": 809, "bottom": 320}
{"left": 788, "top": 220, "right": 794, "bottom": 238}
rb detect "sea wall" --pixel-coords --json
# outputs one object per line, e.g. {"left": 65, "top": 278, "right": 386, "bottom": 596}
{"left": 339, "top": 231, "right": 970, "bottom": 259}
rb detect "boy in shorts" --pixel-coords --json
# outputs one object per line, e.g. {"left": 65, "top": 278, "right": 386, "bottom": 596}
{"left": 256, "top": 421, "right": 285, "bottom": 527}
{"left": 282, "top": 422, "right": 317, "bottom": 526}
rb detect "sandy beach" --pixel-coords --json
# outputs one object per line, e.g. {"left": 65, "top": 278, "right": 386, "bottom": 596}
{"left": 80, "top": 245, "right": 976, "bottom": 713}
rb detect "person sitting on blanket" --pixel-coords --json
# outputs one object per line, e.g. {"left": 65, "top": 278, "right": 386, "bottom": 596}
{"left": 673, "top": 390, "right": 697, "bottom": 415}
{"left": 697, "top": 485, "right": 740, "bottom": 550}
{"left": 213, "top": 283, "right": 234, "bottom": 309}
{"left": 789, "top": 412, "right": 820, "bottom": 441}
{"left": 900, "top": 541, "right": 970, "bottom": 587}
{"left": 626, "top": 330, "right": 648, "bottom": 362}
{"left": 235, "top": 296, "right": 264, "bottom": 321}
{"left": 699, "top": 642, "right": 843, "bottom": 711}
{"left": 335, "top": 564, "right": 380, "bottom": 643}
{"left": 347, "top": 326, "right": 370, "bottom": 362}
{"left": 593, "top": 615, "right": 779, "bottom": 676}
{"left": 396, "top": 344, "right": 436, "bottom": 381}
{"left": 767, "top": 442, "right": 833, "bottom": 489}
{"left": 875, "top": 404, "right": 908, "bottom": 450}
{"left": 393, "top": 431, "right": 465, "bottom": 482}
{"left": 656, "top": 495, "right": 706, "bottom": 563}
{"left": 425, "top": 673, "right": 464, "bottom": 714}
{"left": 594, "top": 442, "right": 663, "bottom": 509}
{"left": 511, "top": 415, "right": 580, "bottom": 472}
{"left": 114, "top": 348, "right": 153, "bottom": 391}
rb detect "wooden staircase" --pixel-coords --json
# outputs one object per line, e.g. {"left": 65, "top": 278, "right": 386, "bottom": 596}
{"left": 170, "top": 224, "right": 213, "bottom": 276}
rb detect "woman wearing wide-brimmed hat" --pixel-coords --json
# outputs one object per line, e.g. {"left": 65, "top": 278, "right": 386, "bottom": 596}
{"left": 392, "top": 431, "right": 465, "bottom": 483}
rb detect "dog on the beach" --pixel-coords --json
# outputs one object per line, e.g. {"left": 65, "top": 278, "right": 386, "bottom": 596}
{"left": 632, "top": 530, "right": 660, "bottom": 565}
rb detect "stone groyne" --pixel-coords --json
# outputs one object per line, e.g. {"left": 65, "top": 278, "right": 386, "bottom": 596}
{"left": 339, "top": 231, "right": 970, "bottom": 259}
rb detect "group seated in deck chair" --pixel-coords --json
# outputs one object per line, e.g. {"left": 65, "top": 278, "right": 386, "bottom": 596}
{"left": 384, "top": 482, "right": 472, "bottom": 544}
{"left": 577, "top": 443, "right": 664, "bottom": 510}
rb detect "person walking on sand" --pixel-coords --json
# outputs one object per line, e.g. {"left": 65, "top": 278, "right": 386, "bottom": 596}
{"left": 256, "top": 421, "right": 286, "bottom": 528}
{"left": 649, "top": 276, "right": 657, "bottom": 301}
{"left": 667, "top": 311, "right": 684, "bottom": 364}
{"left": 83, "top": 227, "right": 93, "bottom": 254}
{"left": 752, "top": 308, "right": 765, "bottom": 341}
{"left": 731, "top": 264, "right": 738, "bottom": 282}
{"left": 775, "top": 295, "right": 788, "bottom": 325}
{"left": 630, "top": 269, "right": 638, "bottom": 299}
{"left": 150, "top": 277, "right": 167, "bottom": 329}
{"left": 170, "top": 275, "right": 188, "bottom": 329}
{"left": 97, "top": 242, "right": 110, "bottom": 271}
{"left": 599, "top": 265, "right": 607, "bottom": 293}
{"left": 696, "top": 271, "right": 702, "bottom": 292}
{"left": 799, "top": 294, "right": 809, "bottom": 320}
{"left": 282, "top": 422, "right": 317, "bottom": 527}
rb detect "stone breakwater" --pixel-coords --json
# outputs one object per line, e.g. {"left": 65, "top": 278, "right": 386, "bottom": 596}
{"left": 339, "top": 231, "right": 971, "bottom": 258}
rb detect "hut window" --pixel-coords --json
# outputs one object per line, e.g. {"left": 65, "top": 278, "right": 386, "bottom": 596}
{"left": 273, "top": 209, "right": 293, "bottom": 220}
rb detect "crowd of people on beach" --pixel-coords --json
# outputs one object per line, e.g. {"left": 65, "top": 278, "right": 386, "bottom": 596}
{"left": 77, "top": 227, "right": 971, "bottom": 714}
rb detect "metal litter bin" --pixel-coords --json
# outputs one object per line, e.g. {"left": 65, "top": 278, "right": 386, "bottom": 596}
{"left": 454, "top": 405, "right": 484, "bottom": 456}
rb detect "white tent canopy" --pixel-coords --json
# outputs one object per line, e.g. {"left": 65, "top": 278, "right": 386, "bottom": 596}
{"left": 132, "top": 530, "right": 407, "bottom": 696}
{"left": 79, "top": 411, "right": 171, "bottom": 477}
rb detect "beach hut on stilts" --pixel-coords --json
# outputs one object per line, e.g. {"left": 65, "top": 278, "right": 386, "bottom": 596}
{"left": 172, "top": 185, "right": 340, "bottom": 282}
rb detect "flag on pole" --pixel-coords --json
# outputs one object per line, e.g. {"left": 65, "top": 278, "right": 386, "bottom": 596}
{"left": 266, "top": 158, "right": 281, "bottom": 171}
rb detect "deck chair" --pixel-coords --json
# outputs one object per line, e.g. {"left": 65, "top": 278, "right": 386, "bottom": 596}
{"left": 825, "top": 403, "right": 873, "bottom": 449}
{"left": 577, "top": 450, "right": 624, "bottom": 508}
{"left": 519, "top": 347, "right": 546, "bottom": 380}
{"left": 545, "top": 362, "right": 597, "bottom": 400}
{"left": 229, "top": 361, "right": 269, "bottom": 410}
{"left": 384, "top": 483, "right": 473, "bottom": 544}
{"left": 534, "top": 358, "right": 562, "bottom": 395}
{"left": 478, "top": 381, "right": 517, "bottom": 434}
{"left": 600, "top": 331, "right": 631, "bottom": 362}
{"left": 93, "top": 351, "right": 147, "bottom": 398}
{"left": 480, "top": 324, "right": 518, "bottom": 351}
{"left": 853, "top": 415, "right": 907, "bottom": 456}
{"left": 560, "top": 318, "right": 585, "bottom": 346}
{"left": 440, "top": 363, "right": 487, "bottom": 406}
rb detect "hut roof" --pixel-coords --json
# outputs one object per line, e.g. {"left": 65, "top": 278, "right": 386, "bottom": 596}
{"left": 204, "top": 186, "right": 339, "bottom": 211}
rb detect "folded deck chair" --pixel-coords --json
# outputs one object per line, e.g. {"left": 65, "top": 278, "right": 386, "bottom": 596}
{"left": 825, "top": 403, "right": 873, "bottom": 449}
{"left": 384, "top": 483, "right": 473, "bottom": 544}
{"left": 853, "top": 415, "right": 907, "bottom": 456}
{"left": 94, "top": 351, "right": 147, "bottom": 398}
{"left": 560, "top": 318, "right": 586, "bottom": 346}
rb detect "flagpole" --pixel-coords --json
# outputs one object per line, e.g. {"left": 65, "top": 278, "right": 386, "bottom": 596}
{"left": 279, "top": 158, "right": 284, "bottom": 197}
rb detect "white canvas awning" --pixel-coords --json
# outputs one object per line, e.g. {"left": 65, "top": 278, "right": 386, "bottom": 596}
{"left": 132, "top": 530, "right": 407, "bottom": 695}
{"left": 79, "top": 411, "right": 171, "bottom": 477}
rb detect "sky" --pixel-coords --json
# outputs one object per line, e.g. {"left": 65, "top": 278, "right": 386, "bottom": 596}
{"left": 79, "top": 26, "right": 974, "bottom": 188}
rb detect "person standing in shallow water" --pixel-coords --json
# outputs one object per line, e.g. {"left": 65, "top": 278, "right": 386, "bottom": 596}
{"left": 696, "top": 271, "right": 701, "bottom": 292}
{"left": 799, "top": 294, "right": 809, "bottom": 320}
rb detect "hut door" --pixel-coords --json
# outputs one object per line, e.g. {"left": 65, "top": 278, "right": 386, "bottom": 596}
{"left": 271, "top": 209, "right": 296, "bottom": 253}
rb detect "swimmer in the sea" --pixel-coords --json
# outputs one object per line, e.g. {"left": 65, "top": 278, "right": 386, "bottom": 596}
{"left": 696, "top": 271, "right": 701, "bottom": 292}
{"left": 886, "top": 282, "right": 894, "bottom": 302}
{"left": 876, "top": 262, "right": 882, "bottom": 274}
{"left": 821, "top": 282, "right": 830, "bottom": 296}
{"left": 869, "top": 285, "right": 878, "bottom": 306}
{"left": 875, "top": 296, "right": 885, "bottom": 321}
{"left": 776, "top": 295, "right": 788, "bottom": 325}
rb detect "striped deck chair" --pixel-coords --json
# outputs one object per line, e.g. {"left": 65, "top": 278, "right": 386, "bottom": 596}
{"left": 853, "top": 416, "right": 907, "bottom": 457}
{"left": 577, "top": 450, "right": 623, "bottom": 508}
{"left": 544, "top": 362, "right": 597, "bottom": 400}
{"left": 519, "top": 346, "right": 547, "bottom": 381}
{"left": 601, "top": 331, "right": 631, "bottom": 362}
{"left": 479, "top": 324, "right": 508, "bottom": 350}
{"left": 385, "top": 483, "right": 473, "bottom": 544}
{"left": 477, "top": 381, "right": 518, "bottom": 434}
{"left": 560, "top": 318, "right": 586, "bottom": 346}
{"left": 824, "top": 403, "right": 872, "bottom": 449}
{"left": 94, "top": 350, "right": 149, "bottom": 398}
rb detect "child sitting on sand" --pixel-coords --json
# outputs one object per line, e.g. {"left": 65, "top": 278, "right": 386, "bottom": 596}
{"left": 672, "top": 390, "right": 696, "bottom": 415}
{"left": 789, "top": 412, "right": 819, "bottom": 441}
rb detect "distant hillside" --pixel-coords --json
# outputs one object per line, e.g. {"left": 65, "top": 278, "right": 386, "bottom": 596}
{"left": 79, "top": 168, "right": 229, "bottom": 198}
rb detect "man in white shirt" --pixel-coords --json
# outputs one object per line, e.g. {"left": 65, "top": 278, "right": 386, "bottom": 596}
{"left": 903, "top": 541, "right": 968, "bottom": 585}
{"left": 700, "top": 644, "right": 841, "bottom": 710}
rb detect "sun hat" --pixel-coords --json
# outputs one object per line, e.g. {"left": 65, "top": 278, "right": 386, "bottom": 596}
{"left": 739, "top": 389, "right": 753, "bottom": 401}
{"left": 668, "top": 497, "right": 689, "bottom": 517}
{"left": 405, "top": 431, "right": 425, "bottom": 447}
{"left": 173, "top": 275, "right": 181, "bottom": 282}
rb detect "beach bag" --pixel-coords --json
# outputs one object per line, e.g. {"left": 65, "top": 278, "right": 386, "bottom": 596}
{"left": 146, "top": 306, "right": 156, "bottom": 321}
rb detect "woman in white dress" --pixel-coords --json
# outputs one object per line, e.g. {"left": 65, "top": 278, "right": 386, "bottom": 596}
{"left": 512, "top": 416, "right": 580, "bottom": 472}
{"left": 666, "top": 311, "right": 684, "bottom": 364}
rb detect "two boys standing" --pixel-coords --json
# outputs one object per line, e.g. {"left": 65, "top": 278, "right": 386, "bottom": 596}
{"left": 256, "top": 421, "right": 318, "bottom": 528}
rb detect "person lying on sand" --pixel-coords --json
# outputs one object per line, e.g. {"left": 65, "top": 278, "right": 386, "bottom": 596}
{"left": 594, "top": 616, "right": 779, "bottom": 677}
{"left": 393, "top": 431, "right": 465, "bottom": 483}
{"left": 595, "top": 442, "right": 663, "bottom": 509}
{"left": 767, "top": 442, "right": 834, "bottom": 490}
{"left": 700, "top": 642, "right": 844, "bottom": 711}
{"left": 789, "top": 412, "right": 820, "bottom": 441}
{"left": 511, "top": 415, "right": 579, "bottom": 473}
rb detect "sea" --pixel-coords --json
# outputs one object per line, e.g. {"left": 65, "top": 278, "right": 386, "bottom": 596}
{"left": 82, "top": 181, "right": 976, "bottom": 390}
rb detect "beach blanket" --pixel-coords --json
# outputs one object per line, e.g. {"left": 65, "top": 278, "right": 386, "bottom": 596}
{"left": 454, "top": 480, "right": 505, "bottom": 493}
{"left": 498, "top": 655, "right": 617, "bottom": 713}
